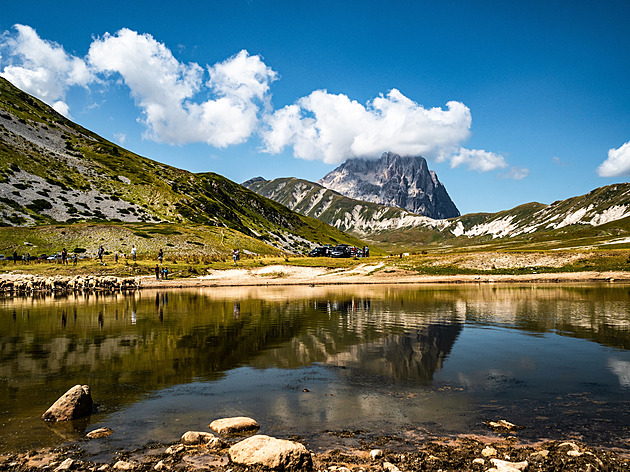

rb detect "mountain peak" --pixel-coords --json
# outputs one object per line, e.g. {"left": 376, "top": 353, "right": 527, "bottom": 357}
{"left": 317, "top": 152, "right": 460, "bottom": 219}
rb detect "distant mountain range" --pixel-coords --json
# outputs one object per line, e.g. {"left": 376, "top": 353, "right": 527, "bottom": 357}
{"left": 245, "top": 171, "right": 630, "bottom": 251}
{"left": 0, "top": 77, "right": 365, "bottom": 255}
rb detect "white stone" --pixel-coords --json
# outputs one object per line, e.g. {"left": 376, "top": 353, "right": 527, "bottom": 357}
{"left": 228, "top": 434, "right": 312, "bottom": 471}
{"left": 55, "top": 458, "right": 75, "bottom": 471}
{"left": 180, "top": 431, "right": 217, "bottom": 445}
{"left": 209, "top": 416, "right": 259, "bottom": 435}
{"left": 113, "top": 461, "right": 135, "bottom": 470}
{"left": 488, "top": 458, "right": 528, "bottom": 472}
{"left": 383, "top": 462, "right": 402, "bottom": 472}
{"left": 369, "top": 449, "right": 383, "bottom": 460}
{"left": 481, "top": 446, "right": 497, "bottom": 457}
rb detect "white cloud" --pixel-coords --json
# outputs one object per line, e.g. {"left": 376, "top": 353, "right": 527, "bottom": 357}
{"left": 499, "top": 166, "right": 530, "bottom": 180}
{"left": 0, "top": 24, "right": 93, "bottom": 116}
{"left": 261, "top": 89, "right": 474, "bottom": 165}
{"left": 597, "top": 141, "right": 630, "bottom": 177}
{"left": 449, "top": 147, "right": 508, "bottom": 172}
{"left": 113, "top": 132, "right": 127, "bottom": 145}
{"left": 87, "top": 29, "right": 276, "bottom": 147}
{"left": 0, "top": 24, "right": 508, "bottom": 174}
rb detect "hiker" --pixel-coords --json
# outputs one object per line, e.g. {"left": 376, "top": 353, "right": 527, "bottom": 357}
{"left": 98, "top": 245, "right": 104, "bottom": 263}
{"left": 155, "top": 264, "right": 160, "bottom": 280}
{"left": 61, "top": 248, "right": 67, "bottom": 265}
{"left": 158, "top": 248, "right": 163, "bottom": 264}
{"left": 131, "top": 244, "right": 137, "bottom": 261}
{"left": 115, "top": 253, "right": 118, "bottom": 263}
{"left": 163, "top": 267, "right": 168, "bottom": 280}
{"left": 13, "top": 250, "right": 17, "bottom": 264}
{"left": 232, "top": 248, "right": 239, "bottom": 265}
{"left": 73, "top": 254, "right": 78, "bottom": 266}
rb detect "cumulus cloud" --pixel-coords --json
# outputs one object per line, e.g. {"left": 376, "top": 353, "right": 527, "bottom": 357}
{"left": 87, "top": 29, "right": 277, "bottom": 147}
{"left": 0, "top": 24, "right": 509, "bottom": 174}
{"left": 597, "top": 141, "right": 630, "bottom": 177}
{"left": 449, "top": 148, "right": 508, "bottom": 172}
{"left": 261, "top": 89, "right": 476, "bottom": 165}
{"left": 498, "top": 166, "right": 530, "bottom": 180}
{"left": 0, "top": 24, "right": 93, "bottom": 117}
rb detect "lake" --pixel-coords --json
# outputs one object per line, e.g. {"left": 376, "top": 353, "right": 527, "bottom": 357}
{"left": 1, "top": 284, "right": 629, "bottom": 458}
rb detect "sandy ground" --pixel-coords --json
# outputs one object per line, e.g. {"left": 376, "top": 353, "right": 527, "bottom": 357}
{"left": 138, "top": 262, "right": 630, "bottom": 289}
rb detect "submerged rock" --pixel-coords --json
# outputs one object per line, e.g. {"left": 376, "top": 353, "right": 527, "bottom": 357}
{"left": 87, "top": 427, "right": 114, "bottom": 439}
{"left": 228, "top": 434, "right": 312, "bottom": 471}
{"left": 42, "top": 385, "right": 93, "bottom": 421}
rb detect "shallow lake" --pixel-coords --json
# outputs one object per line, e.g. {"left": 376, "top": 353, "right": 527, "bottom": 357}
{"left": 1, "top": 284, "right": 629, "bottom": 458}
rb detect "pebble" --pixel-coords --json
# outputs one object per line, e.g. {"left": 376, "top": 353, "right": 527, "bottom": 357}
{"left": 55, "top": 458, "right": 75, "bottom": 471}
{"left": 383, "top": 462, "right": 401, "bottom": 472}
{"left": 369, "top": 449, "right": 383, "bottom": 460}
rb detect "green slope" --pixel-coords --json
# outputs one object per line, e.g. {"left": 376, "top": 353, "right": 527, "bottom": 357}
{"left": 0, "top": 77, "right": 366, "bottom": 255}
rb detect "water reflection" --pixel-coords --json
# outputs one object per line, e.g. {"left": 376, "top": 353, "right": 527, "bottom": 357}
{"left": 0, "top": 284, "right": 629, "bottom": 453}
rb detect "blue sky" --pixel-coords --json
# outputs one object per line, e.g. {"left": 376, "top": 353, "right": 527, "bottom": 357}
{"left": 1, "top": 0, "right": 629, "bottom": 215}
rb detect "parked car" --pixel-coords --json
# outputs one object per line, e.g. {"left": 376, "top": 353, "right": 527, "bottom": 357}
{"left": 38, "top": 254, "right": 48, "bottom": 260}
{"left": 308, "top": 246, "right": 330, "bottom": 257}
{"left": 330, "top": 244, "right": 352, "bottom": 258}
{"left": 47, "top": 254, "right": 61, "bottom": 261}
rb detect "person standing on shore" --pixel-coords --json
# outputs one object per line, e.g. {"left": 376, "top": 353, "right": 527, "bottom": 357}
{"left": 98, "top": 245, "right": 104, "bottom": 263}
{"left": 155, "top": 264, "right": 160, "bottom": 280}
{"left": 13, "top": 250, "right": 17, "bottom": 264}
{"left": 131, "top": 244, "right": 137, "bottom": 262}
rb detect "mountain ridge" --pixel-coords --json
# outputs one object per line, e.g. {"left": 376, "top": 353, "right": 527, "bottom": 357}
{"left": 0, "top": 77, "right": 366, "bottom": 255}
{"left": 245, "top": 174, "right": 630, "bottom": 250}
{"left": 317, "top": 152, "right": 460, "bottom": 219}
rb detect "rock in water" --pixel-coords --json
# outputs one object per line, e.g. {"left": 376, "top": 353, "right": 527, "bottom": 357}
{"left": 42, "top": 385, "right": 93, "bottom": 421}
{"left": 318, "top": 152, "right": 460, "bottom": 219}
{"left": 209, "top": 416, "right": 259, "bottom": 435}
{"left": 228, "top": 435, "right": 312, "bottom": 471}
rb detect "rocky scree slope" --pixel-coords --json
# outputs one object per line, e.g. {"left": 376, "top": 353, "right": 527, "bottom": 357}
{"left": 244, "top": 176, "right": 442, "bottom": 237}
{"left": 0, "top": 77, "right": 361, "bottom": 253}
{"left": 246, "top": 173, "right": 630, "bottom": 249}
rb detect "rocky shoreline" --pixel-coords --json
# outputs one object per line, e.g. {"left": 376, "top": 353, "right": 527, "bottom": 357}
{"left": 2, "top": 429, "right": 628, "bottom": 471}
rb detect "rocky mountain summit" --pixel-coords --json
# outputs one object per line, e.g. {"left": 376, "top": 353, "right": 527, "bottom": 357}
{"left": 317, "top": 152, "right": 460, "bottom": 219}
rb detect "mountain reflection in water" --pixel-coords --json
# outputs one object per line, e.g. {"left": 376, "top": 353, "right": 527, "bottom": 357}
{"left": 0, "top": 284, "right": 629, "bottom": 454}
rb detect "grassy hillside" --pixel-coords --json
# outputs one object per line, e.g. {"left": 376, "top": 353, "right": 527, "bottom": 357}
{"left": 0, "top": 77, "right": 368, "bottom": 255}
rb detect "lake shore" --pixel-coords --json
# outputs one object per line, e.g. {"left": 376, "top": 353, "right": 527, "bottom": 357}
{"left": 137, "top": 264, "right": 630, "bottom": 289}
{"left": 2, "top": 432, "right": 628, "bottom": 471}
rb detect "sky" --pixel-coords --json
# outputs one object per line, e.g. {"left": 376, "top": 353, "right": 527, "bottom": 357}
{"left": 1, "top": 0, "right": 629, "bottom": 215}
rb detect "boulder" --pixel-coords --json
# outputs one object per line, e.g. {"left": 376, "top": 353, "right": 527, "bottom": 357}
{"left": 209, "top": 416, "right": 259, "bottom": 435}
{"left": 180, "top": 431, "right": 224, "bottom": 449}
{"left": 228, "top": 435, "right": 312, "bottom": 471}
{"left": 42, "top": 385, "right": 93, "bottom": 421}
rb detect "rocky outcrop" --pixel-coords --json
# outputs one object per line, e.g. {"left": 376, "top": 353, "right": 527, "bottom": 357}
{"left": 318, "top": 152, "right": 460, "bottom": 219}
{"left": 228, "top": 435, "right": 313, "bottom": 471}
{"left": 41, "top": 385, "right": 93, "bottom": 422}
